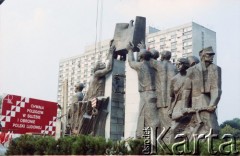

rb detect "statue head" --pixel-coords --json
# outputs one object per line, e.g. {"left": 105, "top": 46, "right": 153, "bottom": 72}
{"left": 138, "top": 49, "right": 152, "bottom": 61}
{"left": 150, "top": 49, "right": 160, "bottom": 60}
{"left": 199, "top": 46, "right": 215, "bottom": 64}
{"left": 176, "top": 58, "right": 189, "bottom": 72}
{"left": 74, "top": 83, "right": 85, "bottom": 92}
{"left": 160, "top": 51, "right": 171, "bottom": 61}
{"left": 93, "top": 62, "right": 106, "bottom": 72}
{"left": 187, "top": 56, "right": 200, "bottom": 67}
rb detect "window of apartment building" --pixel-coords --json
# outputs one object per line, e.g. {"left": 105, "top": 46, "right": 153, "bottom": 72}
{"left": 64, "top": 62, "right": 69, "bottom": 67}
{"left": 149, "top": 44, "right": 155, "bottom": 49}
{"left": 160, "top": 37, "right": 165, "bottom": 42}
{"left": 171, "top": 42, "right": 177, "bottom": 49}
{"left": 183, "top": 41, "right": 192, "bottom": 47}
{"left": 171, "top": 49, "right": 177, "bottom": 54}
{"left": 160, "top": 41, "right": 165, "bottom": 46}
{"left": 183, "top": 47, "right": 192, "bottom": 53}
{"left": 171, "top": 34, "right": 177, "bottom": 39}
{"left": 171, "top": 38, "right": 176, "bottom": 42}
{"left": 184, "top": 27, "right": 192, "bottom": 33}
{"left": 183, "top": 31, "right": 191, "bottom": 36}
{"left": 160, "top": 45, "right": 165, "bottom": 50}
{"left": 72, "top": 59, "right": 76, "bottom": 64}
{"left": 147, "top": 38, "right": 155, "bottom": 43}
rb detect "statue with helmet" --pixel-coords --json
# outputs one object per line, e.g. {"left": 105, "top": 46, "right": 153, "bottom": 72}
{"left": 182, "top": 46, "right": 222, "bottom": 135}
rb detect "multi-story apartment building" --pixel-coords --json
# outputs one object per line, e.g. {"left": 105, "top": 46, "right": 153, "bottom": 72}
{"left": 57, "top": 39, "right": 111, "bottom": 108}
{"left": 146, "top": 22, "right": 216, "bottom": 64}
{"left": 57, "top": 21, "right": 216, "bottom": 110}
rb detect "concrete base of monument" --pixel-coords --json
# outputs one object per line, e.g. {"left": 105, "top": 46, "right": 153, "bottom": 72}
{"left": 124, "top": 54, "right": 140, "bottom": 139}
{"left": 104, "top": 59, "right": 126, "bottom": 140}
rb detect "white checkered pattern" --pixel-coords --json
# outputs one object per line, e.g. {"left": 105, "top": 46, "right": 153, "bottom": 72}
{"left": 1, "top": 96, "right": 29, "bottom": 127}
{"left": 41, "top": 116, "right": 57, "bottom": 135}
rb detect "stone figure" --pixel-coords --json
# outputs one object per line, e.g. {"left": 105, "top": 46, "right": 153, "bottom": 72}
{"left": 167, "top": 58, "right": 190, "bottom": 142}
{"left": 183, "top": 46, "right": 222, "bottom": 135}
{"left": 187, "top": 55, "right": 200, "bottom": 67}
{"left": 149, "top": 50, "right": 177, "bottom": 129}
{"left": 126, "top": 42, "right": 159, "bottom": 139}
{"left": 67, "top": 83, "right": 84, "bottom": 134}
{"left": 150, "top": 49, "right": 160, "bottom": 60}
{"left": 77, "top": 40, "right": 115, "bottom": 136}
{"left": 159, "top": 51, "right": 177, "bottom": 108}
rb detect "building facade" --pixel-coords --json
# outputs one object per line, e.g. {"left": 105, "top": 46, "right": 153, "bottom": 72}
{"left": 57, "top": 39, "right": 111, "bottom": 107}
{"left": 146, "top": 22, "right": 216, "bottom": 64}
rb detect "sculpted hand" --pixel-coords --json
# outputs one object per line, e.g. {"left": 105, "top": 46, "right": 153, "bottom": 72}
{"left": 137, "top": 40, "right": 146, "bottom": 50}
{"left": 207, "top": 105, "right": 216, "bottom": 112}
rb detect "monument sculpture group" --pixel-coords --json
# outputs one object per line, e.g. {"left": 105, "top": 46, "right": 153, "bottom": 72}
{"left": 66, "top": 16, "right": 222, "bottom": 143}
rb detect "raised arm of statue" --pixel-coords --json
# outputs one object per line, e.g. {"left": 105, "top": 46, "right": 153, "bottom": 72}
{"left": 95, "top": 40, "right": 115, "bottom": 77}
{"left": 137, "top": 40, "right": 146, "bottom": 50}
{"left": 127, "top": 42, "right": 139, "bottom": 70}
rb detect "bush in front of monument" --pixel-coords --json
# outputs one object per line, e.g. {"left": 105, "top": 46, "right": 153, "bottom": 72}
{"left": 6, "top": 134, "right": 144, "bottom": 155}
{"left": 6, "top": 135, "right": 54, "bottom": 155}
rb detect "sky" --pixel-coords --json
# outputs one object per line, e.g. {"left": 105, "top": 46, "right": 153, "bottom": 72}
{"left": 0, "top": 0, "right": 239, "bottom": 124}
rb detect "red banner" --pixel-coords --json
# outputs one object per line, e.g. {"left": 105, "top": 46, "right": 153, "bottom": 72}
{"left": 0, "top": 94, "right": 57, "bottom": 136}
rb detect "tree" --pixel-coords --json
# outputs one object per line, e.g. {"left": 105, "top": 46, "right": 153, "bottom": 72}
{"left": 220, "top": 118, "right": 240, "bottom": 138}
{"left": 220, "top": 118, "right": 240, "bottom": 130}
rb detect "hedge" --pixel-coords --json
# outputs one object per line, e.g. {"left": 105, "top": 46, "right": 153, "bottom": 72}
{"left": 6, "top": 134, "right": 240, "bottom": 155}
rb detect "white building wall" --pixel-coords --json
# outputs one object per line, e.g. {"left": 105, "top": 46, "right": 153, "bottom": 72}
{"left": 57, "top": 39, "right": 111, "bottom": 108}
{"left": 192, "top": 22, "right": 217, "bottom": 63}
{"left": 146, "top": 22, "right": 216, "bottom": 65}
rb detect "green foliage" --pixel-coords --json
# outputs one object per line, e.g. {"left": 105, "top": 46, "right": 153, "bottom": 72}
{"left": 220, "top": 124, "right": 240, "bottom": 138}
{"left": 34, "top": 136, "right": 57, "bottom": 155}
{"left": 6, "top": 134, "right": 139, "bottom": 155}
{"left": 220, "top": 118, "right": 240, "bottom": 130}
{"left": 127, "top": 138, "right": 144, "bottom": 154}
{"left": 6, "top": 135, "right": 37, "bottom": 155}
{"left": 6, "top": 133, "right": 240, "bottom": 155}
